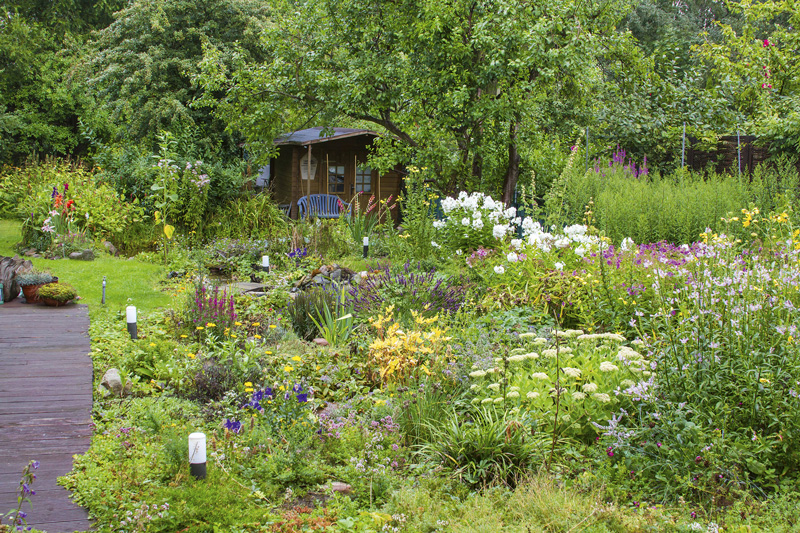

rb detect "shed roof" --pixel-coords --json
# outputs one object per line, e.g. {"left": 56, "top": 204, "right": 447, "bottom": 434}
{"left": 274, "top": 127, "right": 378, "bottom": 146}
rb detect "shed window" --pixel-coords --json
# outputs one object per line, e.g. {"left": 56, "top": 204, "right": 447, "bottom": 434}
{"left": 328, "top": 164, "right": 345, "bottom": 194}
{"left": 355, "top": 166, "right": 372, "bottom": 193}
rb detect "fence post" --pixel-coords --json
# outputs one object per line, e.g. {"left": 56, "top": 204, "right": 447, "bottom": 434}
{"left": 737, "top": 130, "right": 742, "bottom": 178}
{"left": 585, "top": 127, "right": 589, "bottom": 172}
{"left": 681, "top": 122, "right": 686, "bottom": 168}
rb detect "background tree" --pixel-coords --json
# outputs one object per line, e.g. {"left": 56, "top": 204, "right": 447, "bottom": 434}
{"left": 80, "top": 0, "right": 272, "bottom": 160}
{"left": 0, "top": 0, "right": 123, "bottom": 163}
{"left": 201, "top": 0, "right": 635, "bottom": 203}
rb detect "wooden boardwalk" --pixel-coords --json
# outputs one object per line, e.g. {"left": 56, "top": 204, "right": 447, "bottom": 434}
{"left": 0, "top": 299, "right": 94, "bottom": 533}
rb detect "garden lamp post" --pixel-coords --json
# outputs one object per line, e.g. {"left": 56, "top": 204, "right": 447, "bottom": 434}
{"left": 126, "top": 306, "right": 137, "bottom": 340}
{"left": 188, "top": 432, "right": 207, "bottom": 479}
{"left": 102, "top": 276, "right": 106, "bottom": 305}
{"left": 363, "top": 236, "right": 369, "bottom": 258}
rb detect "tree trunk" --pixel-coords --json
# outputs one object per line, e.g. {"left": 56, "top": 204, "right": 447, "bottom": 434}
{"left": 501, "top": 121, "right": 520, "bottom": 207}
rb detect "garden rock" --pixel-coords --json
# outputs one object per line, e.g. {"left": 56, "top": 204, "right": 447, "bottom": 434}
{"left": 328, "top": 482, "right": 352, "bottom": 494}
{"left": 101, "top": 368, "right": 123, "bottom": 396}
{"left": 103, "top": 241, "right": 119, "bottom": 256}
{"left": 0, "top": 255, "right": 33, "bottom": 302}
{"left": 293, "top": 263, "right": 359, "bottom": 291}
{"left": 313, "top": 338, "right": 329, "bottom": 347}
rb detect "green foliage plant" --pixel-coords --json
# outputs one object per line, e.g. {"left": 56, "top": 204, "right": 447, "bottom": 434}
{"left": 204, "top": 192, "right": 288, "bottom": 241}
{"left": 286, "top": 288, "right": 335, "bottom": 341}
{"left": 544, "top": 149, "right": 798, "bottom": 245}
{"left": 307, "top": 286, "right": 354, "bottom": 348}
{"left": 14, "top": 270, "right": 53, "bottom": 286}
{"left": 467, "top": 330, "right": 649, "bottom": 443}
{"left": 36, "top": 282, "right": 78, "bottom": 303}
{"left": 151, "top": 132, "right": 180, "bottom": 262}
{"left": 10, "top": 161, "right": 144, "bottom": 251}
{"left": 417, "top": 406, "right": 546, "bottom": 488}
{"left": 393, "top": 166, "right": 438, "bottom": 261}
{"left": 342, "top": 192, "right": 381, "bottom": 246}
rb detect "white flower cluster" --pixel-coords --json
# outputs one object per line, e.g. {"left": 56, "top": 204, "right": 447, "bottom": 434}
{"left": 438, "top": 191, "right": 518, "bottom": 241}
{"left": 599, "top": 361, "right": 619, "bottom": 372}
{"left": 577, "top": 333, "right": 627, "bottom": 343}
{"left": 521, "top": 220, "right": 603, "bottom": 257}
{"left": 542, "top": 347, "right": 573, "bottom": 358}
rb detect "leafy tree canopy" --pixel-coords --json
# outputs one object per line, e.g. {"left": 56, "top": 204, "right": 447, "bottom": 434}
{"left": 81, "top": 0, "right": 272, "bottom": 159}
{"left": 200, "top": 0, "right": 636, "bottom": 202}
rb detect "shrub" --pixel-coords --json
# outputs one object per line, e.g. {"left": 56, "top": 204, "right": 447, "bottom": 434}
{"left": 11, "top": 162, "right": 145, "bottom": 251}
{"left": 204, "top": 192, "right": 288, "bottom": 240}
{"left": 201, "top": 238, "right": 269, "bottom": 276}
{"left": 543, "top": 148, "right": 799, "bottom": 244}
{"left": 286, "top": 288, "right": 336, "bottom": 341}
{"left": 14, "top": 270, "right": 53, "bottom": 286}
{"left": 416, "top": 406, "right": 546, "bottom": 488}
{"left": 367, "top": 306, "right": 452, "bottom": 385}
{"left": 433, "top": 191, "right": 518, "bottom": 253}
{"left": 37, "top": 282, "right": 78, "bottom": 302}
{"left": 349, "top": 261, "right": 473, "bottom": 324}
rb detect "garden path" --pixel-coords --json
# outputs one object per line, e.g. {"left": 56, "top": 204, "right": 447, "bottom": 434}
{"left": 0, "top": 299, "right": 94, "bottom": 533}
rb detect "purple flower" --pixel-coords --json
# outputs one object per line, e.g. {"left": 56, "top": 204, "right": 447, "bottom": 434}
{"left": 223, "top": 419, "right": 242, "bottom": 434}
{"left": 51, "top": 186, "right": 57, "bottom": 198}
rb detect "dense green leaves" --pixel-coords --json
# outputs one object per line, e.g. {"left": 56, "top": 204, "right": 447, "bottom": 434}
{"left": 81, "top": 0, "right": 272, "bottom": 156}
{"left": 202, "top": 0, "right": 635, "bottom": 199}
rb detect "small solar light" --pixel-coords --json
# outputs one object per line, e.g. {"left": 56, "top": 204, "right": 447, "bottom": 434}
{"left": 363, "top": 236, "right": 369, "bottom": 258}
{"left": 261, "top": 255, "right": 270, "bottom": 274}
{"left": 126, "top": 306, "right": 137, "bottom": 340}
{"left": 188, "top": 432, "right": 207, "bottom": 479}
{"left": 101, "top": 276, "right": 107, "bottom": 305}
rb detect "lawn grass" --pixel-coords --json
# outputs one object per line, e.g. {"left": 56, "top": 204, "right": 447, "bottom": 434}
{"left": 0, "top": 218, "right": 21, "bottom": 256}
{"left": 1, "top": 219, "right": 171, "bottom": 316}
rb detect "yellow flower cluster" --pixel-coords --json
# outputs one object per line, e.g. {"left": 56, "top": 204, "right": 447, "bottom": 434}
{"left": 741, "top": 207, "right": 760, "bottom": 228}
{"left": 368, "top": 306, "right": 451, "bottom": 384}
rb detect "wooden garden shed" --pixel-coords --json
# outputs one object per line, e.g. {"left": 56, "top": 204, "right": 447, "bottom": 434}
{"left": 265, "top": 127, "right": 403, "bottom": 220}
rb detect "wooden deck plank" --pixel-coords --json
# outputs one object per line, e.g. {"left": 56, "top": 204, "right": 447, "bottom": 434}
{"left": 0, "top": 301, "right": 94, "bottom": 533}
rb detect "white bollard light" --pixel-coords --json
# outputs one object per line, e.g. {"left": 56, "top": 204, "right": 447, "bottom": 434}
{"left": 126, "top": 306, "right": 137, "bottom": 340}
{"left": 261, "top": 255, "right": 270, "bottom": 273}
{"left": 363, "top": 236, "right": 369, "bottom": 258}
{"left": 188, "top": 432, "right": 207, "bottom": 479}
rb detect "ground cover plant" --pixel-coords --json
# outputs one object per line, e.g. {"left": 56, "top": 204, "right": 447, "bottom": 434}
{"left": 6, "top": 155, "right": 800, "bottom": 532}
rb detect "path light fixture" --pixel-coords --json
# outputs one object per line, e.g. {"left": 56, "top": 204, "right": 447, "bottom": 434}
{"left": 363, "top": 236, "right": 369, "bottom": 259}
{"left": 261, "top": 255, "right": 270, "bottom": 274}
{"left": 126, "top": 305, "right": 137, "bottom": 340}
{"left": 188, "top": 432, "right": 207, "bottom": 479}
{"left": 101, "top": 276, "right": 106, "bottom": 305}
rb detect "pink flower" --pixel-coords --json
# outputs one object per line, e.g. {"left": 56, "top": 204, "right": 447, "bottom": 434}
{"left": 763, "top": 38, "right": 771, "bottom": 47}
